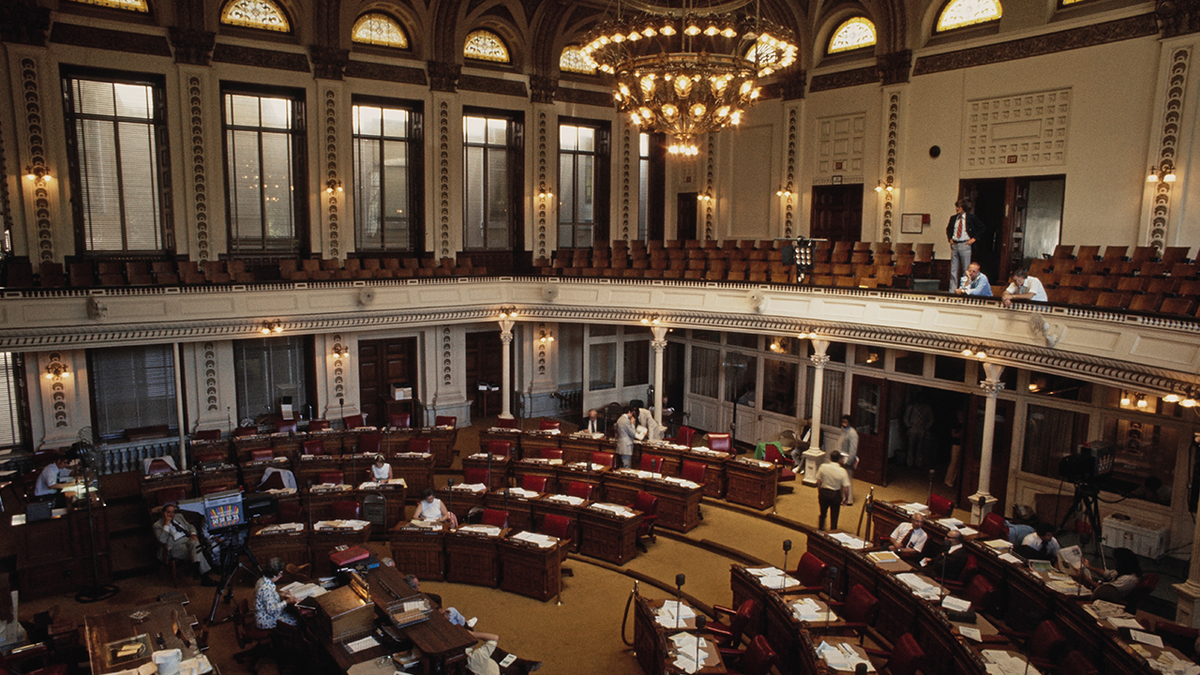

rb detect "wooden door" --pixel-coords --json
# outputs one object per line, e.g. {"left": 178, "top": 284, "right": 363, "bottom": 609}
{"left": 676, "top": 192, "right": 698, "bottom": 241}
{"left": 809, "top": 185, "right": 862, "bottom": 242}
{"left": 959, "top": 395, "right": 1015, "bottom": 514}
{"left": 1001, "top": 179, "right": 1029, "bottom": 283}
{"left": 466, "top": 331, "right": 503, "bottom": 418}
{"left": 358, "top": 337, "right": 418, "bottom": 428}
{"left": 851, "top": 374, "right": 889, "bottom": 486}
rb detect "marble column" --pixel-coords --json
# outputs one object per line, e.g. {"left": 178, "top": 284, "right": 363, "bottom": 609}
{"left": 809, "top": 340, "right": 831, "bottom": 453}
{"left": 652, "top": 326, "right": 669, "bottom": 425}
{"left": 1173, "top": 489, "right": 1200, "bottom": 626}
{"left": 969, "top": 363, "right": 1005, "bottom": 523}
{"left": 499, "top": 319, "right": 515, "bottom": 419}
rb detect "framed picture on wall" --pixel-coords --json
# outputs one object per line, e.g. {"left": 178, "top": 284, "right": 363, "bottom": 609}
{"left": 901, "top": 214, "right": 924, "bottom": 234}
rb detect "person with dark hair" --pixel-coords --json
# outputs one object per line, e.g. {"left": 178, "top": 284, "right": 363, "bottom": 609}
{"left": 1020, "top": 522, "right": 1061, "bottom": 560}
{"left": 370, "top": 454, "right": 393, "bottom": 481}
{"left": 838, "top": 415, "right": 859, "bottom": 504}
{"left": 1001, "top": 268, "right": 1047, "bottom": 307}
{"left": 815, "top": 450, "right": 851, "bottom": 531}
{"left": 1080, "top": 547, "right": 1143, "bottom": 602}
{"left": 153, "top": 503, "right": 217, "bottom": 586}
{"left": 34, "top": 455, "right": 74, "bottom": 504}
{"left": 921, "top": 529, "right": 969, "bottom": 581}
{"left": 413, "top": 487, "right": 458, "bottom": 528}
{"left": 614, "top": 406, "right": 638, "bottom": 469}
{"left": 946, "top": 198, "right": 985, "bottom": 288}
{"left": 255, "top": 557, "right": 298, "bottom": 630}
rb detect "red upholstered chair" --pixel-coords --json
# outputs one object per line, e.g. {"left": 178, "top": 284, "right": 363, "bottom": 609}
{"left": 343, "top": 414, "right": 365, "bottom": 430}
{"left": 539, "top": 419, "right": 560, "bottom": 431}
{"left": 541, "top": 513, "right": 576, "bottom": 569}
{"left": 762, "top": 443, "right": 796, "bottom": 482}
{"left": 435, "top": 415, "right": 457, "bottom": 427}
{"left": 1002, "top": 620, "right": 1067, "bottom": 670}
{"left": 481, "top": 508, "right": 508, "bottom": 527}
{"left": 331, "top": 500, "right": 360, "bottom": 519}
{"left": 681, "top": 460, "right": 708, "bottom": 485}
{"left": 156, "top": 486, "right": 187, "bottom": 506}
{"left": 232, "top": 598, "right": 273, "bottom": 669}
{"left": 234, "top": 426, "right": 258, "bottom": 438}
{"left": 408, "top": 438, "right": 432, "bottom": 453}
{"left": 824, "top": 584, "right": 879, "bottom": 642}
{"left": 567, "top": 481, "right": 595, "bottom": 501}
{"left": 1058, "top": 651, "right": 1100, "bottom": 675}
{"left": 708, "top": 599, "right": 757, "bottom": 652}
{"left": 672, "top": 426, "right": 697, "bottom": 447}
{"left": 964, "top": 574, "right": 997, "bottom": 613}
{"left": 358, "top": 433, "right": 382, "bottom": 456}
{"left": 251, "top": 448, "right": 274, "bottom": 462}
{"left": 487, "top": 440, "right": 512, "bottom": 456}
{"left": 309, "top": 419, "right": 331, "bottom": 432}
{"left": 303, "top": 439, "right": 326, "bottom": 456}
{"left": 278, "top": 501, "right": 303, "bottom": 523}
{"left": 146, "top": 458, "right": 175, "bottom": 475}
{"left": 194, "top": 429, "right": 221, "bottom": 440}
{"left": 275, "top": 418, "right": 298, "bottom": 434}
{"left": 497, "top": 418, "right": 519, "bottom": 429}
{"left": 388, "top": 413, "right": 411, "bottom": 429}
{"left": 634, "top": 490, "right": 658, "bottom": 549}
{"left": 464, "top": 467, "right": 490, "bottom": 486}
{"left": 707, "top": 433, "right": 732, "bottom": 453}
{"left": 319, "top": 471, "right": 344, "bottom": 485}
{"left": 980, "top": 512, "right": 1009, "bottom": 540}
{"left": 1151, "top": 620, "right": 1200, "bottom": 654}
{"left": 639, "top": 455, "right": 664, "bottom": 473}
{"left": 792, "top": 552, "right": 828, "bottom": 593}
{"left": 722, "top": 635, "right": 776, "bottom": 675}
{"left": 541, "top": 448, "right": 563, "bottom": 461}
{"left": 864, "top": 633, "right": 926, "bottom": 675}
{"left": 591, "top": 451, "right": 615, "bottom": 468}
{"left": 928, "top": 493, "right": 954, "bottom": 518}
{"left": 521, "top": 475, "right": 548, "bottom": 493}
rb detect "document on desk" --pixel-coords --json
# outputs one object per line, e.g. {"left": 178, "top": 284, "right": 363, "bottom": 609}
{"left": 656, "top": 600, "right": 696, "bottom": 627}
{"left": 941, "top": 596, "right": 972, "bottom": 613}
{"left": 998, "top": 553, "right": 1023, "bottom": 564}
{"left": 829, "top": 533, "right": 868, "bottom": 549}
{"left": 1130, "top": 630, "right": 1164, "bottom": 648}
{"left": 816, "top": 642, "right": 874, "bottom": 672}
{"left": 867, "top": 551, "right": 900, "bottom": 563}
{"left": 669, "top": 633, "right": 709, "bottom": 674}
{"left": 279, "top": 582, "right": 327, "bottom": 600}
{"left": 982, "top": 650, "right": 1041, "bottom": 675}
{"left": 937, "top": 518, "right": 965, "bottom": 528}
{"left": 791, "top": 598, "right": 836, "bottom": 623}
{"left": 457, "top": 524, "right": 502, "bottom": 537}
{"left": 746, "top": 567, "right": 800, "bottom": 590}
{"left": 958, "top": 627, "right": 982, "bottom": 642}
{"left": 896, "top": 573, "right": 941, "bottom": 600}
{"left": 1109, "top": 617, "right": 1142, "bottom": 630}
{"left": 511, "top": 531, "right": 557, "bottom": 548}
{"left": 343, "top": 635, "right": 380, "bottom": 653}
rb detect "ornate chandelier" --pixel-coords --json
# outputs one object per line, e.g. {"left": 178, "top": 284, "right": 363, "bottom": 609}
{"left": 584, "top": 1, "right": 797, "bottom": 156}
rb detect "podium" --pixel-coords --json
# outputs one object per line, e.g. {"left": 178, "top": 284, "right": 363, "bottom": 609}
{"left": 801, "top": 448, "right": 825, "bottom": 486}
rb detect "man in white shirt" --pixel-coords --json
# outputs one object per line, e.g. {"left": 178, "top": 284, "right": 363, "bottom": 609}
{"left": 464, "top": 631, "right": 542, "bottom": 674}
{"left": 954, "top": 262, "right": 992, "bottom": 297}
{"left": 33, "top": 456, "right": 73, "bottom": 501}
{"left": 814, "top": 450, "right": 851, "bottom": 531}
{"left": 582, "top": 409, "right": 604, "bottom": 435}
{"left": 889, "top": 513, "right": 928, "bottom": 558}
{"left": 838, "top": 415, "right": 859, "bottom": 504}
{"left": 1001, "top": 268, "right": 1048, "bottom": 307}
{"left": 1020, "top": 523, "right": 1061, "bottom": 560}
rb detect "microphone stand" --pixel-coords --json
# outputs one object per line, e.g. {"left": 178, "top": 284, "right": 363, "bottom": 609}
{"left": 781, "top": 539, "right": 792, "bottom": 594}
{"left": 445, "top": 479, "right": 454, "bottom": 529}
{"left": 825, "top": 567, "right": 839, "bottom": 631}
{"left": 675, "top": 573, "right": 686, "bottom": 632}
{"left": 694, "top": 614, "right": 706, "bottom": 668}
{"left": 939, "top": 544, "right": 950, "bottom": 601}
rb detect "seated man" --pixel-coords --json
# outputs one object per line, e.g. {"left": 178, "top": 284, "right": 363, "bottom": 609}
{"left": 465, "top": 631, "right": 542, "bottom": 674}
{"left": 34, "top": 455, "right": 75, "bottom": 505}
{"left": 153, "top": 503, "right": 218, "bottom": 586}
{"left": 1018, "top": 522, "right": 1061, "bottom": 560}
{"left": 889, "top": 512, "right": 929, "bottom": 559}
{"left": 920, "top": 528, "right": 969, "bottom": 581}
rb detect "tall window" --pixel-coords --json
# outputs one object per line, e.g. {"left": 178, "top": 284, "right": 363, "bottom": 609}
{"left": 638, "top": 132, "right": 650, "bottom": 241}
{"left": 223, "top": 88, "right": 307, "bottom": 254}
{"left": 559, "top": 122, "right": 609, "bottom": 248}
{"left": 353, "top": 101, "right": 422, "bottom": 251}
{"left": 90, "top": 345, "right": 177, "bottom": 440}
{"left": 0, "top": 353, "right": 27, "bottom": 449}
{"left": 234, "top": 336, "right": 310, "bottom": 423}
{"left": 63, "top": 71, "right": 171, "bottom": 253}
{"left": 463, "top": 113, "right": 521, "bottom": 251}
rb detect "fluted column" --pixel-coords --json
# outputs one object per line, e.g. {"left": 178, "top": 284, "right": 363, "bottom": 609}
{"left": 499, "top": 319, "right": 514, "bottom": 419}
{"left": 652, "top": 326, "right": 669, "bottom": 425}
{"left": 969, "top": 363, "right": 1005, "bottom": 523}
{"left": 809, "top": 340, "right": 831, "bottom": 453}
{"left": 1173, "top": 510, "right": 1200, "bottom": 626}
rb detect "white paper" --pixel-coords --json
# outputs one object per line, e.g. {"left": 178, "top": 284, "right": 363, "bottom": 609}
{"left": 998, "top": 553, "right": 1023, "bottom": 564}
{"left": 941, "top": 596, "right": 972, "bottom": 613}
{"left": 1109, "top": 617, "right": 1143, "bottom": 629}
{"left": 959, "top": 627, "right": 983, "bottom": 642}
{"left": 1131, "top": 630, "right": 1165, "bottom": 648}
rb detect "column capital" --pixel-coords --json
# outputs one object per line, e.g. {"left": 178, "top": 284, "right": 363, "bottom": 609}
{"left": 810, "top": 353, "right": 831, "bottom": 367}
{"left": 811, "top": 338, "right": 830, "bottom": 356}
{"left": 499, "top": 318, "right": 515, "bottom": 336}
{"left": 651, "top": 325, "right": 669, "bottom": 342}
{"left": 979, "top": 379, "right": 1005, "bottom": 397}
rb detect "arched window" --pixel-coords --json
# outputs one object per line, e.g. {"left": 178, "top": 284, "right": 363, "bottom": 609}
{"left": 936, "top": 0, "right": 1002, "bottom": 32}
{"left": 827, "top": 17, "right": 877, "bottom": 54}
{"left": 464, "top": 30, "right": 510, "bottom": 63}
{"left": 70, "top": 0, "right": 149, "bottom": 12}
{"left": 559, "top": 46, "right": 596, "bottom": 75}
{"left": 352, "top": 12, "right": 409, "bottom": 49}
{"left": 220, "top": 0, "right": 290, "bottom": 32}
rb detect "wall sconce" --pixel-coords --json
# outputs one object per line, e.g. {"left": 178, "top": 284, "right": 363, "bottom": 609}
{"left": 1147, "top": 163, "right": 1177, "bottom": 183}
{"left": 24, "top": 165, "right": 50, "bottom": 182}
{"left": 796, "top": 330, "right": 817, "bottom": 340}
{"left": 874, "top": 180, "right": 894, "bottom": 193}
{"left": 537, "top": 183, "right": 554, "bottom": 200}
{"left": 1164, "top": 392, "right": 1181, "bottom": 403}
{"left": 1136, "top": 394, "right": 1148, "bottom": 409}
{"left": 775, "top": 183, "right": 794, "bottom": 198}
{"left": 260, "top": 321, "right": 284, "bottom": 335}
{"left": 331, "top": 343, "right": 350, "bottom": 358}
{"left": 325, "top": 178, "right": 344, "bottom": 195}
{"left": 769, "top": 339, "right": 783, "bottom": 352}
{"left": 640, "top": 315, "right": 661, "bottom": 325}
{"left": 44, "top": 363, "right": 70, "bottom": 380}
{"left": 961, "top": 346, "right": 987, "bottom": 359}
{"left": 538, "top": 329, "right": 554, "bottom": 344}
{"left": 498, "top": 306, "right": 517, "bottom": 319}
{"left": 1182, "top": 393, "right": 1198, "bottom": 408}
{"left": 697, "top": 193, "right": 713, "bottom": 202}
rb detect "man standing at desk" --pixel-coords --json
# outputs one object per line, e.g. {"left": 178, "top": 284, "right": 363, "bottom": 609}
{"left": 837, "top": 415, "right": 859, "bottom": 504}
{"left": 33, "top": 454, "right": 74, "bottom": 504}
{"left": 615, "top": 406, "right": 637, "bottom": 469}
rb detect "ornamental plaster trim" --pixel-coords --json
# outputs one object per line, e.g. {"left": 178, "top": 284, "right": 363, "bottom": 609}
{"left": 621, "top": 125, "right": 632, "bottom": 240}
{"left": 1150, "top": 48, "right": 1190, "bottom": 254}
{"left": 45, "top": 351, "right": 69, "bottom": 428}
{"left": 188, "top": 76, "right": 211, "bottom": 262}
{"left": 324, "top": 88, "right": 341, "bottom": 258}
{"left": 442, "top": 326, "right": 452, "bottom": 386}
{"left": 331, "top": 332, "right": 346, "bottom": 399}
{"left": 784, "top": 109, "right": 797, "bottom": 237}
{"left": 883, "top": 92, "right": 899, "bottom": 242}
{"left": 438, "top": 101, "right": 451, "bottom": 258}
{"left": 203, "top": 341, "right": 219, "bottom": 412}
{"left": 20, "top": 57, "right": 53, "bottom": 262}
{"left": 536, "top": 111, "right": 548, "bottom": 258}
{"left": 704, "top": 138, "right": 714, "bottom": 239}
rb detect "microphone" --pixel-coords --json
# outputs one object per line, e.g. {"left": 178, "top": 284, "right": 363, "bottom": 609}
{"left": 694, "top": 614, "right": 706, "bottom": 667}
{"left": 675, "top": 574, "right": 686, "bottom": 631}
{"left": 825, "top": 567, "right": 839, "bottom": 631}
{"left": 782, "top": 540, "right": 793, "bottom": 593}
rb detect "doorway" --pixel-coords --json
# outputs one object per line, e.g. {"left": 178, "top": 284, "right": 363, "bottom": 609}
{"left": 851, "top": 374, "right": 889, "bottom": 486}
{"left": 810, "top": 184, "right": 863, "bottom": 242}
{"left": 358, "top": 337, "right": 418, "bottom": 428}
{"left": 676, "top": 192, "right": 698, "bottom": 241}
{"left": 961, "top": 395, "right": 1015, "bottom": 514}
{"left": 466, "top": 331, "right": 504, "bottom": 419}
{"left": 960, "top": 176, "right": 1064, "bottom": 284}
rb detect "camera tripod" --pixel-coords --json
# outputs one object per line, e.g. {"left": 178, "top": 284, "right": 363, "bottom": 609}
{"left": 1057, "top": 481, "right": 1107, "bottom": 566}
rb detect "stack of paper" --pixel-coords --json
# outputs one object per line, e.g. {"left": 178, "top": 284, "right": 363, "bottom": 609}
{"left": 591, "top": 503, "right": 636, "bottom": 518}
{"left": 746, "top": 567, "right": 800, "bottom": 590}
{"left": 941, "top": 596, "right": 972, "bottom": 613}
{"left": 395, "top": 451, "right": 432, "bottom": 458}
{"left": 507, "top": 487, "right": 540, "bottom": 498}
{"left": 868, "top": 551, "right": 901, "bottom": 564}
{"left": 258, "top": 523, "right": 304, "bottom": 534}
{"left": 669, "top": 633, "right": 708, "bottom": 675}
{"left": 545, "top": 494, "right": 585, "bottom": 506}
{"left": 280, "top": 581, "right": 327, "bottom": 600}
{"left": 659, "top": 476, "right": 701, "bottom": 489}
{"left": 457, "top": 524, "right": 502, "bottom": 537}
{"left": 830, "top": 533, "right": 869, "bottom": 549}
{"left": 568, "top": 462, "right": 608, "bottom": 472}
{"left": 982, "top": 650, "right": 1040, "bottom": 675}
{"left": 511, "top": 531, "right": 558, "bottom": 548}
{"left": 655, "top": 601, "right": 696, "bottom": 628}
{"left": 897, "top": 573, "right": 941, "bottom": 600}
{"left": 1084, "top": 600, "right": 1130, "bottom": 620}
{"left": 451, "top": 483, "right": 488, "bottom": 493}
{"left": 900, "top": 503, "right": 930, "bottom": 514}
{"left": 984, "top": 539, "right": 1014, "bottom": 552}
{"left": 816, "top": 642, "right": 874, "bottom": 672}
{"left": 314, "top": 519, "right": 369, "bottom": 530}
{"left": 998, "top": 553, "right": 1024, "bottom": 564}
{"left": 937, "top": 517, "right": 965, "bottom": 528}
{"left": 791, "top": 598, "right": 836, "bottom": 623}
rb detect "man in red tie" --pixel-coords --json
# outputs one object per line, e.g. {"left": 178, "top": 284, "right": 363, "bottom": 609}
{"left": 945, "top": 198, "right": 985, "bottom": 290}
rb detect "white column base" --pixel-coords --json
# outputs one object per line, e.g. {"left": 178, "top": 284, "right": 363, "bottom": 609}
{"left": 969, "top": 492, "right": 998, "bottom": 524}
{"left": 801, "top": 448, "right": 825, "bottom": 486}
{"left": 1174, "top": 581, "right": 1200, "bottom": 627}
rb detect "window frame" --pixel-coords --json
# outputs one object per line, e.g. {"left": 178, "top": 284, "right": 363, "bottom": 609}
{"left": 557, "top": 118, "right": 611, "bottom": 249}
{"left": 935, "top": 0, "right": 1003, "bottom": 33}
{"left": 87, "top": 344, "right": 179, "bottom": 442}
{"left": 61, "top": 67, "right": 174, "bottom": 256}
{"left": 221, "top": 83, "right": 309, "bottom": 256}
{"left": 351, "top": 96, "right": 425, "bottom": 254}
{"left": 0, "top": 353, "right": 29, "bottom": 451}
{"left": 233, "top": 335, "right": 314, "bottom": 424}
{"left": 462, "top": 107, "right": 524, "bottom": 253}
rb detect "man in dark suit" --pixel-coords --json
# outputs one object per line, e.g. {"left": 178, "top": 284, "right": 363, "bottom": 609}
{"left": 583, "top": 409, "right": 605, "bottom": 435}
{"left": 921, "top": 528, "right": 969, "bottom": 583}
{"left": 946, "top": 198, "right": 986, "bottom": 289}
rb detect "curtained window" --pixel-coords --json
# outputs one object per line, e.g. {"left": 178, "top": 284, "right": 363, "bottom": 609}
{"left": 690, "top": 347, "right": 720, "bottom": 399}
{"left": 1022, "top": 404, "right": 1089, "bottom": 479}
{"left": 763, "top": 359, "right": 797, "bottom": 415}
{"left": 0, "top": 353, "right": 27, "bottom": 448}
{"left": 90, "top": 345, "right": 177, "bottom": 440}
{"left": 234, "top": 337, "right": 310, "bottom": 423}
{"left": 353, "top": 101, "right": 421, "bottom": 251}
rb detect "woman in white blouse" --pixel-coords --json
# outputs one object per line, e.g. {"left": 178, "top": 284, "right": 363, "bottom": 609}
{"left": 371, "top": 454, "right": 392, "bottom": 481}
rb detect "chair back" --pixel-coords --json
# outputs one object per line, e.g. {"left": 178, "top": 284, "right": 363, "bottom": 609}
{"left": 567, "top": 481, "right": 594, "bottom": 501}
{"left": 481, "top": 508, "right": 508, "bottom": 527}
{"left": 357, "top": 433, "right": 382, "bottom": 455}
{"left": 591, "top": 451, "right": 615, "bottom": 468}
{"left": 980, "top": 512, "right": 1009, "bottom": 539}
{"left": 343, "top": 414, "right": 365, "bottom": 430}
{"left": 193, "top": 429, "right": 221, "bottom": 440}
{"left": 435, "top": 415, "right": 457, "bottom": 428}
{"left": 156, "top": 486, "right": 187, "bottom": 506}
{"left": 795, "top": 552, "right": 828, "bottom": 588}
{"left": 639, "top": 455, "right": 664, "bottom": 473}
{"left": 250, "top": 448, "right": 274, "bottom": 462}
{"left": 309, "top": 419, "right": 331, "bottom": 432}
{"left": 965, "top": 574, "right": 996, "bottom": 611}
{"left": 408, "top": 437, "right": 432, "bottom": 453}
{"left": 739, "top": 635, "right": 777, "bottom": 675}
{"left": 195, "top": 448, "right": 228, "bottom": 464}
{"left": 844, "top": 584, "right": 879, "bottom": 625}
{"left": 464, "top": 467, "right": 490, "bottom": 485}
{"left": 1031, "top": 620, "right": 1068, "bottom": 661}
{"left": 146, "top": 458, "right": 175, "bottom": 475}
{"left": 889, "top": 634, "right": 927, "bottom": 675}
{"left": 707, "top": 433, "right": 732, "bottom": 453}
{"left": 1059, "top": 651, "right": 1100, "bottom": 675}
{"left": 542, "top": 513, "right": 573, "bottom": 542}
{"left": 497, "top": 418, "right": 519, "bottom": 429}
{"left": 303, "top": 439, "right": 326, "bottom": 456}
{"left": 319, "top": 470, "right": 344, "bottom": 485}
{"left": 673, "top": 426, "right": 697, "bottom": 447}
{"left": 928, "top": 493, "right": 955, "bottom": 518}
{"left": 388, "top": 413, "right": 411, "bottom": 428}
{"left": 681, "top": 460, "right": 707, "bottom": 484}
{"left": 331, "top": 500, "right": 360, "bottom": 519}
{"left": 487, "top": 440, "right": 512, "bottom": 456}
{"left": 541, "top": 448, "right": 564, "bottom": 461}
{"left": 521, "top": 475, "right": 548, "bottom": 493}
{"left": 234, "top": 426, "right": 258, "bottom": 438}
{"left": 276, "top": 418, "right": 298, "bottom": 433}
{"left": 539, "top": 419, "right": 561, "bottom": 431}
{"left": 634, "top": 490, "right": 658, "bottom": 516}
{"left": 763, "top": 443, "right": 787, "bottom": 465}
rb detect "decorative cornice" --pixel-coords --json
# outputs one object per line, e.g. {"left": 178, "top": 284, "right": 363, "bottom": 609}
{"left": 530, "top": 74, "right": 556, "bottom": 104}
{"left": 459, "top": 75, "right": 528, "bottom": 98}
{"left": 913, "top": 13, "right": 1159, "bottom": 76}
{"left": 169, "top": 27, "right": 215, "bottom": 66}
{"left": 428, "top": 60, "right": 461, "bottom": 93}
{"left": 877, "top": 50, "right": 912, "bottom": 86}
{"left": 309, "top": 46, "right": 349, "bottom": 80}
{"left": 345, "top": 60, "right": 428, "bottom": 85}
{"left": 1157, "top": 0, "right": 1200, "bottom": 37}
{"left": 49, "top": 22, "right": 171, "bottom": 56}
{"left": 810, "top": 66, "right": 880, "bottom": 93}
{"left": 779, "top": 69, "right": 807, "bottom": 101}
{"left": 554, "top": 86, "right": 614, "bottom": 108}
{"left": 0, "top": 0, "right": 50, "bottom": 46}
{"left": 1149, "top": 48, "right": 1190, "bottom": 254}
{"left": 212, "top": 44, "right": 311, "bottom": 72}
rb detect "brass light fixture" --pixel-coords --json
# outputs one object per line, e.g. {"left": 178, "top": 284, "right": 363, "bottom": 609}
{"left": 44, "top": 363, "right": 70, "bottom": 380}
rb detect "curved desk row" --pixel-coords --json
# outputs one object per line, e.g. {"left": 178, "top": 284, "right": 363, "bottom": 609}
{"left": 248, "top": 522, "right": 371, "bottom": 577}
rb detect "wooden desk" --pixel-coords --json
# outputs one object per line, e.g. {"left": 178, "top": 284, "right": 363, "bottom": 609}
{"left": 724, "top": 458, "right": 777, "bottom": 510}
{"left": 389, "top": 525, "right": 446, "bottom": 580}
{"left": 679, "top": 448, "right": 730, "bottom": 498}
{"left": 239, "top": 456, "right": 291, "bottom": 490}
{"left": 764, "top": 592, "right": 845, "bottom": 674}
{"left": 437, "top": 487, "right": 487, "bottom": 523}
{"left": 479, "top": 428, "right": 525, "bottom": 459}
{"left": 85, "top": 602, "right": 202, "bottom": 675}
{"left": 379, "top": 428, "right": 421, "bottom": 455}
{"left": 445, "top": 527, "right": 504, "bottom": 587}
{"left": 602, "top": 470, "right": 705, "bottom": 533}
{"left": 310, "top": 524, "right": 371, "bottom": 576}
{"left": 499, "top": 535, "right": 562, "bottom": 602}
{"left": 462, "top": 453, "right": 512, "bottom": 491}
{"left": 249, "top": 523, "right": 309, "bottom": 568}
{"left": 141, "top": 470, "right": 195, "bottom": 503}
{"left": 634, "top": 596, "right": 725, "bottom": 675}
{"left": 729, "top": 564, "right": 802, "bottom": 638}
{"left": 561, "top": 434, "right": 616, "bottom": 465}
{"left": 531, "top": 496, "right": 584, "bottom": 552}
{"left": 308, "top": 485, "right": 357, "bottom": 521}
{"left": 307, "top": 429, "right": 346, "bottom": 455}
{"left": 484, "top": 489, "right": 540, "bottom": 532}
{"left": 13, "top": 502, "right": 111, "bottom": 599}
{"left": 578, "top": 503, "right": 643, "bottom": 565}
{"left": 521, "top": 432, "right": 564, "bottom": 463}
{"left": 512, "top": 459, "right": 562, "bottom": 494}
{"left": 233, "top": 433, "right": 275, "bottom": 464}
{"left": 195, "top": 463, "right": 238, "bottom": 494}
{"left": 557, "top": 462, "right": 609, "bottom": 498}
{"left": 390, "top": 452, "right": 434, "bottom": 495}
{"left": 804, "top": 530, "right": 872, "bottom": 601}
{"left": 297, "top": 454, "right": 343, "bottom": 489}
